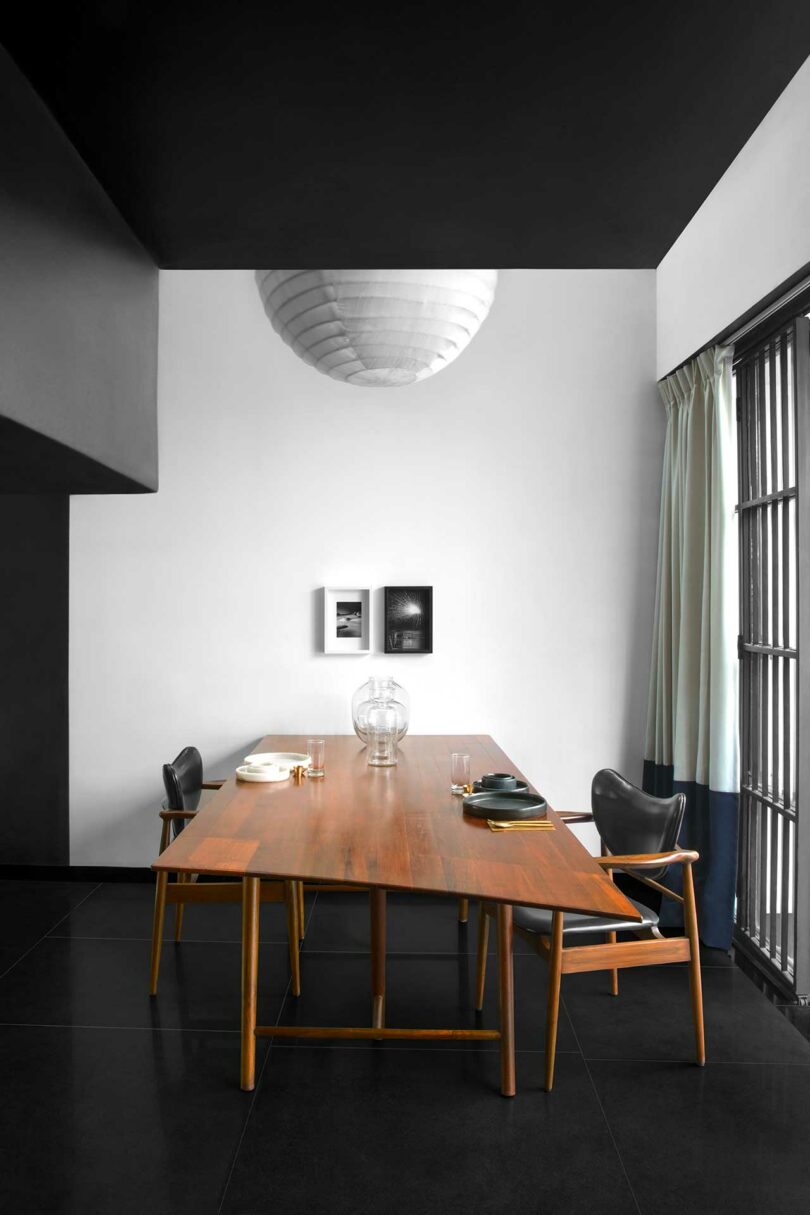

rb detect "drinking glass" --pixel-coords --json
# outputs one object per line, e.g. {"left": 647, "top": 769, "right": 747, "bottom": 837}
{"left": 451, "top": 753, "right": 471, "bottom": 794}
{"left": 306, "top": 738, "right": 325, "bottom": 778}
{"left": 367, "top": 707, "right": 399, "bottom": 766}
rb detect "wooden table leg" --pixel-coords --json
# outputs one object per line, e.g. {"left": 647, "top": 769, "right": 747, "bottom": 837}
{"left": 475, "top": 902, "right": 490, "bottom": 1011}
{"left": 370, "top": 888, "right": 386, "bottom": 1031}
{"left": 285, "top": 880, "right": 301, "bottom": 997}
{"left": 496, "top": 903, "right": 516, "bottom": 1097}
{"left": 241, "top": 875, "right": 260, "bottom": 1091}
{"left": 545, "top": 910, "right": 564, "bottom": 1092}
{"left": 297, "top": 880, "right": 306, "bottom": 941}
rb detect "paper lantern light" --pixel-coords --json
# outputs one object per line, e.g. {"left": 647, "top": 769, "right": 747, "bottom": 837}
{"left": 255, "top": 269, "right": 497, "bottom": 387}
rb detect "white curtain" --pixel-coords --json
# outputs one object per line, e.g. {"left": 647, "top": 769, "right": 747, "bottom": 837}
{"left": 645, "top": 345, "right": 739, "bottom": 791}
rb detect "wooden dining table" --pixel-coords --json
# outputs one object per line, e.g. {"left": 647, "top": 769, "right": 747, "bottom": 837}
{"left": 152, "top": 734, "right": 640, "bottom": 1095}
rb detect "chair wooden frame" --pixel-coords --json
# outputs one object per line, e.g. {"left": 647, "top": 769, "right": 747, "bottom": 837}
{"left": 475, "top": 831, "right": 705, "bottom": 1092}
{"left": 149, "top": 792, "right": 304, "bottom": 998}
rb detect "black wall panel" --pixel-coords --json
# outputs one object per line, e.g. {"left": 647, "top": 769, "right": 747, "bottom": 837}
{"left": 0, "top": 46, "right": 158, "bottom": 495}
{"left": 0, "top": 496, "right": 69, "bottom": 865}
{"left": 0, "top": 51, "right": 159, "bottom": 866}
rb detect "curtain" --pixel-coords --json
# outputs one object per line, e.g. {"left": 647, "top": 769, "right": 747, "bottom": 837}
{"left": 643, "top": 345, "right": 739, "bottom": 949}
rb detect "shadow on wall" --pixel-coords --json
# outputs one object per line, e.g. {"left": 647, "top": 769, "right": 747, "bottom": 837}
{"left": 374, "top": 586, "right": 385, "bottom": 653}
{"left": 616, "top": 583, "right": 653, "bottom": 787}
{"left": 615, "top": 463, "right": 662, "bottom": 787}
{"left": 312, "top": 587, "right": 324, "bottom": 653}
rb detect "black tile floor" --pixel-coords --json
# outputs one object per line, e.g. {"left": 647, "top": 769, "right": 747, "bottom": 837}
{"left": 1, "top": 880, "right": 809, "bottom": 1215}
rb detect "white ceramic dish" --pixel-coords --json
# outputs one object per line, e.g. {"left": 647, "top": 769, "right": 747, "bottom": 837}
{"left": 244, "top": 751, "right": 311, "bottom": 769}
{"left": 235, "top": 764, "right": 290, "bottom": 783}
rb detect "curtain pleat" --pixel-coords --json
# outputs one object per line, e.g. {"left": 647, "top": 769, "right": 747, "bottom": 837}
{"left": 644, "top": 346, "right": 739, "bottom": 949}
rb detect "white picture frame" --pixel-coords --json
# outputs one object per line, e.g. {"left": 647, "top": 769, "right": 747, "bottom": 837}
{"left": 323, "top": 587, "right": 371, "bottom": 654}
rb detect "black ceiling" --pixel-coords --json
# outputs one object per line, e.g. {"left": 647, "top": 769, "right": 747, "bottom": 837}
{"left": 3, "top": 2, "right": 810, "bottom": 268}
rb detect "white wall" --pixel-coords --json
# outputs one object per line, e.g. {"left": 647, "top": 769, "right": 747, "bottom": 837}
{"left": 70, "top": 269, "right": 661, "bottom": 865}
{"left": 657, "top": 56, "right": 810, "bottom": 378}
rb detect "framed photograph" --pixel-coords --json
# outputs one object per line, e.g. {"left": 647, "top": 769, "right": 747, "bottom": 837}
{"left": 384, "top": 586, "right": 433, "bottom": 654}
{"left": 323, "top": 588, "right": 371, "bottom": 654}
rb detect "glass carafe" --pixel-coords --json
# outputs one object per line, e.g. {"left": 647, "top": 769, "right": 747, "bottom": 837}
{"left": 352, "top": 676, "right": 409, "bottom": 744}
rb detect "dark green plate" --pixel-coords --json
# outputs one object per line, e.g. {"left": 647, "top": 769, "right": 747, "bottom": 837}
{"left": 472, "top": 778, "right": 529, "bottom": 794}
{"left": 462, "top": 790, "right": 547, "bottom": 821}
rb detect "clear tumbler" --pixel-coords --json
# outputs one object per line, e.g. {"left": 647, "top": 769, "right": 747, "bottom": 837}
{"left": 451, "top": 752, "right": 471, "bottom": 794}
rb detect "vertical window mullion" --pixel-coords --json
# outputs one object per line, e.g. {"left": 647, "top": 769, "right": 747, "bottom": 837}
{"left": 735, "top": 320, "right": 806, "bottom": 991}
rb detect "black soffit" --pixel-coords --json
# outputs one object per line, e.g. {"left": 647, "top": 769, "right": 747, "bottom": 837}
{"left": 3, "top": 2, "right": 810, "bottom": 269}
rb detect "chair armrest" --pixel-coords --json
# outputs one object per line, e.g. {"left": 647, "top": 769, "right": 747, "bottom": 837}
{"left": 159, "top": 809, "right": 198, "bottom": 822}
{"left": 201, "top": 780, "right": 225, "bottom": 789}
{"left": 596, "top": 850, "right": 699, "bottom": 870}
{"left": 555, "top": 811, "right": 594, "bottom": 824}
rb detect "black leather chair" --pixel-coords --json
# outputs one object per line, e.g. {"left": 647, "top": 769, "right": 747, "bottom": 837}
{"left": 155, "top": 746, "right": 224, "bottom": 942}
{"left": 149, "top": 746, "right": 301, "bottom": 997}
{"left": 161, "top": 745, "right": 211, "bottom": 827}
{"left": 474, "top": 769, "right": 705, "bottom": 1090}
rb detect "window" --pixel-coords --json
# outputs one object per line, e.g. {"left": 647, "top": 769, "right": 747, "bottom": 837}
{"left": 735, "top": 316, "right": 810, "bottom": 997}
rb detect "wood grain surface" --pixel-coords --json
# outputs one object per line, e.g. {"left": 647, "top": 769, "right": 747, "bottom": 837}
{"left": 153, "top": 735, "right": 640, "bottom": 920}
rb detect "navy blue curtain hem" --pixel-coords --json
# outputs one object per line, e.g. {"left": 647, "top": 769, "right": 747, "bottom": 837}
{"left": 642, "top": 760, "right": 738, "bottom": 951}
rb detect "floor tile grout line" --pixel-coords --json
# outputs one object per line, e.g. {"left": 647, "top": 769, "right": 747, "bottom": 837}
{"left": 34, "top": 933, "right": 738, "bottom": 968}
{"left": 263, "top": 1042, "right": 581, "bottom": 1055}
{"left": 45, "top": 935, "right": 540, "bottom": 958}
{"left": 293, "top": 947, "right": 544, "bottom": 959}
{"left": 1, "top": 1019, "right": 805, "bottom": 1064}
{"left": 216, "top": 996, "right": 284, "bottom": 1215}
{"left": 217, "top": 890, "right": 320, "bottom": 1215}
{"left": 0, "top": 1019, "right": 804, "bottom": 1064}
{"left": 0, "top": 1021, "right": 243, "bottom": 1034}
{"left": 576, "top": 1055, "right": 810, "bottom": 1066}
{"left": 564, "top": 1006, "right": 645, "bottom": 1215}
{"left": 561, "top": 997, "right": 583, "bottom": 1059}
{"left": 0, "top": 883, "right": 103, "bottom": 982}
{"left": 302, "top": 889, "right": 319, "bottom": 937}
{"left": 47, "top": 934, "right": 295, "bottom": 946}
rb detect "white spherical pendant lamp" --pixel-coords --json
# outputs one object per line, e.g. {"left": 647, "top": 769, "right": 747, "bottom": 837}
{"left": 255, "top": 269, "right": 497, "bottom": 387}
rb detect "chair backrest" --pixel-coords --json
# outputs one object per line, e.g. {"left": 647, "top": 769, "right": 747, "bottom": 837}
{"left": 162, "top": 746, "right": 204, "bottom": 812}
{"left": 591, "top": 769, "right": 685, "bottom": 880}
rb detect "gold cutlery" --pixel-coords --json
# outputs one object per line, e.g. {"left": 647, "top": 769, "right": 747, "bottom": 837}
{"left": 487, "top": 819, "right": 555, "bottom": 832}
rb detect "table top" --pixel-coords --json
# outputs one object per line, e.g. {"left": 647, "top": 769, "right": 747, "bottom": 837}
{"left": 153, "top": 734, "right": 640, "bottom": 920}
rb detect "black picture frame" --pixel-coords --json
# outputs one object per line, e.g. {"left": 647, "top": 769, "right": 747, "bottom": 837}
{"left": 384, "top": 586, "right": 433, "bottom": 654}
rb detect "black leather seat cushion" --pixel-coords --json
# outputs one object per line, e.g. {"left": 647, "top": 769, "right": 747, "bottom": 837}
{"left": 513, "top": 896, "right": 658, "bottom": 937}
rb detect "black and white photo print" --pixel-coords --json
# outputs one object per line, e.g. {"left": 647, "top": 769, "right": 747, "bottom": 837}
{"left": 336, "top": 600, "right": 362, "bottom": 638}
{"left": 384, "top": 587, "right": 433, "bottom": 654}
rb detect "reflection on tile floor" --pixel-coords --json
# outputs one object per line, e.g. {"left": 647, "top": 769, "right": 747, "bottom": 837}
{"left": 1, "top": 878, "right": 809, "bottom": 1214}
